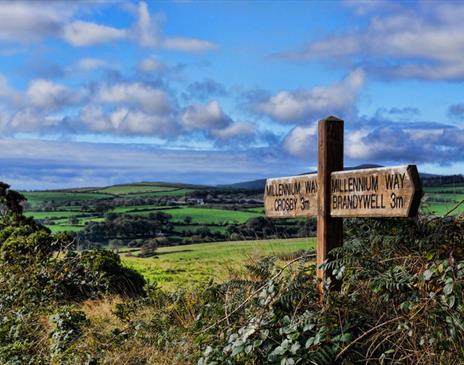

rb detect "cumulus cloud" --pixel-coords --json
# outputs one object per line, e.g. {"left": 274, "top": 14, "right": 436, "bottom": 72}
{"left": 0, "top": 74, "right": 21, "bottom": 105}
{"left": 130, "top": 2, "right": 216, "bottom": 51}
{"left": 0, "top": 1, "right": 216, "bottom": 52}
{"left": 253, "top": 69, "right": 364, "bottom": 122}
{"left": 137, "top": 57, "right": 164, "bottom": 73}
{"left": 282, "top": 125, "right": 318, "bottom": 158}
{"left": 0, "top": 2, "right": 65, "bottom": 42}
{"left": 79, "top": 105, "right": 175, "bottom": 136}
{"left": 62, "top": 21, "right": 126, "bottom": 46}
{"left": 76, "top": 58, "right": 108, "bottom": 71}
{"left": 344, "top": 122, "right": 464, "bottom": 165}
{"left": 277, "top": 2, "right": 464, "bottom": 80}
{"left": 26, "top": 79, "right": 78, "bottom": 110}
{"left": 181, "top": 101, "right": 231, "bottom": 130}
{"left": 280, "top": 114, "right": 464, "bottom": 168}
{"left": 6, "top": 109, "right": 64, "bottom": 134}
{"left": 183, "top": 79, "right": 227, "bottom": 101}
{"left": 98, "top": 82, "right": 173, "bottom": 114}
{"left": 212, "top": 122, "right": 256, "bottom": 140}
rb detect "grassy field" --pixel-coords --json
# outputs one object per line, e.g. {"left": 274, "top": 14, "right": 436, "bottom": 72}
{"left": 25, "top": 211, "right": 86, "bottom": 219}
{"left": 173, "top": 224, "right": 227, "bottom": 233}
{"left": 122, "top": 237, "right": 315, "bottom": 290}
{"left": 96, "top": 184, "right": 180, "bottom": 195}
{"left": 423, "top": 185, "right": 464, "bottom": 215}
{"left": 23, "top": 191, "right": 110, "bottom": 209}
{"left": 128, "top": 188, "right": 194, "bottom": 197}
{"left": 129, "top": 206, "right": 263, "bottom": 224}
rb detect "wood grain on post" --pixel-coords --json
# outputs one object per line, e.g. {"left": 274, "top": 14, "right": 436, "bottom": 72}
{"left": 317, "top": 116, "right": 344, "bottom": 283}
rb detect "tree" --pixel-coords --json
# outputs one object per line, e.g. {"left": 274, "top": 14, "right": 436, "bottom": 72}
{"left": 139, "top": 238, "right": 158, "bottom": 258}
{"left": 68, "top": 216, "right": 79, "bottom": 225}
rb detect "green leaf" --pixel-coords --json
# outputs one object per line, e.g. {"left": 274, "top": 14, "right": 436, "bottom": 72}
{"left": 444, "top": 282, "right": 454, "bottom": 296}
{"left": 423, "top": 269, "right": 433, "bottom": 281}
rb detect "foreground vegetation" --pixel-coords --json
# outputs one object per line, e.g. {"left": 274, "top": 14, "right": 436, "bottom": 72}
{"left": 2, "top": 182, "right": 464, "bottom": 364}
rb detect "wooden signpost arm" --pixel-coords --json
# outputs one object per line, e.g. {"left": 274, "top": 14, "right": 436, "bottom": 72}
{"left": 316, "top": 116, "right": 344, "bottom": 283}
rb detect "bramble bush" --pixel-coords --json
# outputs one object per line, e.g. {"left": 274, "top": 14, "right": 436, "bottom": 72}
{"left": 196, "top": 215, "right": 464, "bottom": 364}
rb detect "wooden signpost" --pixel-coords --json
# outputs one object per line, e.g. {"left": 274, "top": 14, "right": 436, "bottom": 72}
{"left": 264, "top": 116, "right": 423, "bottom": 284}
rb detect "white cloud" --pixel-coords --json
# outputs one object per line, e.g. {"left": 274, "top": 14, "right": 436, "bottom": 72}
{"left": 282, "top": 125, "right": 318, "bottom": 158}
{"left": 0, "top": 1, "right": 216, "bottom": 52}
{"left": 278, "top": 2, "right": 464, "bottom": 80}
{"left": 137, "top": 57, "right": 163, "bottom": 73}
{"left": 163, "top": 37, "right": 217, "bottom": 52}
{"left": 62, "top": 21, "right": 126, "bottom": 46}
{"left": 345, "top": 129, "right": 371, "bottom": 159}
{"left": 98, "top": 82, "right": 173, "bottom": 114}
{"left": 79, "top": 105, "right": 175, "bottom": 136}
{"left": 6, "top": 109, "right": 63, "bottom": 133}
{"left": 255, "top": 69, "right": 364, "bottom": 122}
{"left": 131, "top": 1, "right": 217, "bottom": 51}
{"left": 132, "top": 2, "right": 162, "bottom": 47}
{"left": 0, "top": 74, "right": 21, "bottom": 104}
{"left": 26, "top": 79, "right": 77, "bottom": 110}
{"left": 181, "top": 101, "right": 231, "bottom": 130}
{"left": 0, "top": 2, "right": 65, "bottom": 42}
{"left": 212, "top": 122, "right": 256, "bottom": 140}
{"left": 76, "top": 58, "right": 107, "bottom": 70}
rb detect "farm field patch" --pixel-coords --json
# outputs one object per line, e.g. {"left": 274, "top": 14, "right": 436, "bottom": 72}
{"left": 25, "top": 211, "right": 87, "bottom": 219}
{"left": 122, "top": 237, "right": 315, "bottom": 290}
{"left": 22, "top": 191, "right": 111, "bottom": 209}
{"left": 96, "top": 184, "right": 180, "bottom": 195}
{"left": 128, "top": 206, "right": 262, "bottom": 224}
{"left": 126, "top": 188, "right": 194, "bottom": 198}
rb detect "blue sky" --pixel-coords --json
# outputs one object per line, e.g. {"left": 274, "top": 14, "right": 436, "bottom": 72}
{"left": 0, "top": 0, "right": 463, "bottom": 190}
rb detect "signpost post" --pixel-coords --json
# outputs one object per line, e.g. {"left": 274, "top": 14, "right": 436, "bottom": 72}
{"left": 264, "top": 116, "right": 423, "bottom": 285}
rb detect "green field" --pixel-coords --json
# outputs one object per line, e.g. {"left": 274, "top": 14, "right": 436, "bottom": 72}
{"left": 122, "top": 237, "right": 315, "bottom": 290}
{"left": 423, "top": 186, "right": 464, "bottom": 215}
{"left": 25, "top": 211, "right": 85, "bottom": 219}
{"left": 129, "top": 206, "right": 262, "bottom": 223}
{"left": 47, "top": 225, "right": 83, "bottom": 233}
{"left": 124, "top": 188, "right": 194, "bottom": 198}
{"left": 22, "top": 191, "right": 110, "bottom": 209}
{"left": 173, "top": 224, "right": 227, "bottom": 233}
{"left": 96, "top": 184, "right": 180, "bottom": 195}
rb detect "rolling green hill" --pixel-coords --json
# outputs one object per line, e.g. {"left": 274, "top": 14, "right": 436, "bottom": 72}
{"left": 19, "top": 179, "right": 464, "bottom": 237}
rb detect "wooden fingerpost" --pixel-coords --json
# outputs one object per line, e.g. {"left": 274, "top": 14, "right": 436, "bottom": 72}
{"left": 316, "top": 116, "right": 344, "bottom": 285}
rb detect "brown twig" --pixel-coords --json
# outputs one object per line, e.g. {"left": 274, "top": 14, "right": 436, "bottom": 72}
{"left": 444, "top": 198, "right": 464, "bottom": 217}
{"left": 335, "top": 316, "right": 402, "bottom": 360}
{"left": 199, "top": 253, "right": 315, "bottom": 333}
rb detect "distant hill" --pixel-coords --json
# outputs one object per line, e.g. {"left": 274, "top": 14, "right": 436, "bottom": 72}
{"left": 221, "top": 164, "right": 464, "bottom": 190}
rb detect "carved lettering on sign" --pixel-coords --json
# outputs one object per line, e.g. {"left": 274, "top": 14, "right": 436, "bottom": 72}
{"left": 264, "top": 174, "right": 318, "bottom": 218}
{"left": 330, "top": 165, "right": 422, "bottom": 218}
{"left": 264, "top": 165, "right": 422, "bottom": 219}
